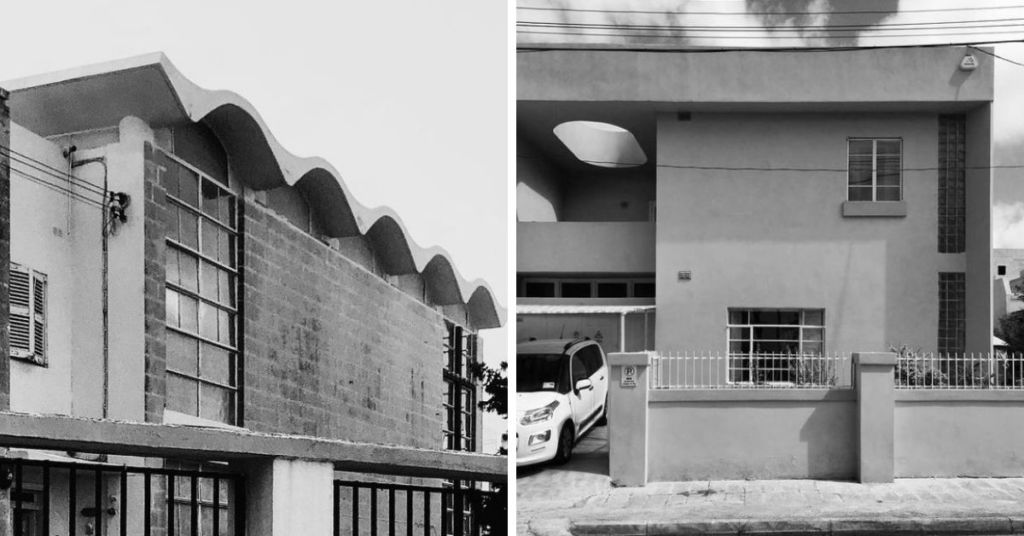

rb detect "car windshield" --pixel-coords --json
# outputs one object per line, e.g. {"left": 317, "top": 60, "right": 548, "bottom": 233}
{"left": 517, "top": 353, "right": 565, "bottom": 392}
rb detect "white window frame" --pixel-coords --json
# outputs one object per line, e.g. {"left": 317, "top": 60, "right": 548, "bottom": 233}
{"left": 9, "top": 263, "right": 47, "bottom": 367}
{"left": 847, "top": 137, "right": 903, "bottom": 202}
{"left": 726, "top": 308, "right": 825, "bottom": 385}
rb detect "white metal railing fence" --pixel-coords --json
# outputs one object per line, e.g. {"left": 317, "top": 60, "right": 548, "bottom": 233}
{"left": 650, "top": 352, "right": 852, "bottom": 389}
{"left": 895, "top": 352, "right": 1024, "bottom": 389}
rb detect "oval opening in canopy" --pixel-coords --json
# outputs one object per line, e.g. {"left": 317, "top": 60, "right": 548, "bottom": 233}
{"left": 553, "top": 120, "right": 647, "bottom": 168}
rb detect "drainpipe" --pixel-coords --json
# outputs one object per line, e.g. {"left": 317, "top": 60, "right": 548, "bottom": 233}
{"left": 71, "top": 157, "right": 108, "bottom": 418}
{"left": 619, "top": 312, "right": 626, "bottom": 353}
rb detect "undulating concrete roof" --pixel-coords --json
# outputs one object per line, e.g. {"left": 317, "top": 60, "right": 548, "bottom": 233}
{"left": 3, "top": 53, "right": 504, "bottom": 329}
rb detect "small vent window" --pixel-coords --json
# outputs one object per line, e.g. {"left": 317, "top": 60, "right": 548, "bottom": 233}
{"left": 10, "top": 263, "right": 47, "bottom": 366}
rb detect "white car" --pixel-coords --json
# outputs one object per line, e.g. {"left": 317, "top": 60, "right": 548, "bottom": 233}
{"left": 516, "top": 339, "right": 608, "bottom": 466}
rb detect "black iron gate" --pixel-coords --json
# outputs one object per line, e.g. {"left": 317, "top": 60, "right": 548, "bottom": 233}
{"left": 2, "top": 457, "right": 243, "bottom": 536}
{"left": 334, "top": 480, "right": 499, "bottom": 536}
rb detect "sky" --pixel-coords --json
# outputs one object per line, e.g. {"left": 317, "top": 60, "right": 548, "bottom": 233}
{"left": 518, "top": 0, "right": 1024, "bottom": 247}
{"left": 0, "top": 1, "right": 509, "bottom": 451}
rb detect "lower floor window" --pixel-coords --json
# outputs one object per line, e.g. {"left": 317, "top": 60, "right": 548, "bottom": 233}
{"left": 727, "top": 308, "right": 825, "bottom": 383}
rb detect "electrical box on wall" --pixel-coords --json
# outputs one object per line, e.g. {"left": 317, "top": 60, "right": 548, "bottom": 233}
{"left": 678, "top": 271, "right": 692, "bottom": 281}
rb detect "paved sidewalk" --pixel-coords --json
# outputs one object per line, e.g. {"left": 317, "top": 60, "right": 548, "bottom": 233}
{"left": 518, "top": 427, "right": 1024, "bottom": 535}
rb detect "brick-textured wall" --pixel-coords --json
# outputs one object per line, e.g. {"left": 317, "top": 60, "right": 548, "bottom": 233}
{"left": 143, "top": 143, "right": 169, "bottom": 423}
{"left": 243, "top": 202, "right": 446, "bottom": 447}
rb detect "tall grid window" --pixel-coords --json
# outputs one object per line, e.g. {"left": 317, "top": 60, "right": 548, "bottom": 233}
{"left": 727, "top": 309, "right": 825, "bottom": 383}
{"left": 848, "top": 138, "right": 902, "bottom": 202}
{"left": 938, "top": 272, "right": 966, "bottom": 356}
{"left": 160, "top": 149, "right": 240, "bottom": 425}
{"left": 443, "top": 321, "right": 477, "bottom": 536}
{"left": 938, "top": 115, "right": 966, "bottom": 253}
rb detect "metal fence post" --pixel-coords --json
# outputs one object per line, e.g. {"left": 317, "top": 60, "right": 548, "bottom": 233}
{"left": 608, "top": 351, "right": 652, "bottom": 487}
{"left": 854, "top": 352, "right": 896, "bottom": 483}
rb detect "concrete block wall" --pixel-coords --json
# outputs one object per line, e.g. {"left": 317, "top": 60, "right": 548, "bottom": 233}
{"left": 143, "top": 143, "right": 169, "bottom": 423}
{"left": 241, "top": 201, "right": 446, "bottom": 447}
{"left": 0, "top": 88, "right": 10, "bottom": 412}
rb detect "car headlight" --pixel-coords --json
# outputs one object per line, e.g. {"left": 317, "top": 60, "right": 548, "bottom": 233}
{"left": 520, "top": 400, "right": 559, "bottom": 425}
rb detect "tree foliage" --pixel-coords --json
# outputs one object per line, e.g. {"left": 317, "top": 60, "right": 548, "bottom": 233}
{"left": 469, "top": 360, "right": 507, "bottom": 418}
{"left": 998, "top": 310, "right": 1024, "bottom": 354}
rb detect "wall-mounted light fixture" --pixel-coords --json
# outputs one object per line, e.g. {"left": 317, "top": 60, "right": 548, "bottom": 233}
{"left": 960, "top": 54, "right": 978, "bottom": 71}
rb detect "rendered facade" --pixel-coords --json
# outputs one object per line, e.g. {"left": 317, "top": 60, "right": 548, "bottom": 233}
{"left": 0, "top": 54, "right": 504, "bottom": 535}
{"left": 518, "top": 46, "right": 994, "bottom": 364}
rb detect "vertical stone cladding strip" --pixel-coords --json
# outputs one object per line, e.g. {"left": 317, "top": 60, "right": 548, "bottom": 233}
{"left": 938, "top": 114, "right": 966, "bottom": 253}
{"left": 143, "top": 143, "right": 168, "bottom": 422}
{"left": 0, "top": 88, "right": 9, "bottom": 411}
{"left": 608, "top": 351, "right": 651, "bottom": 487}
{"left": 855, "top": 352, "right": 896, "bottom": 483}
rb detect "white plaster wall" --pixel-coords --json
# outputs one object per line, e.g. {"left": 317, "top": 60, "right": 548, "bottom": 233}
{"left": 655, "top": 112, "right": 969, "bottom": 354}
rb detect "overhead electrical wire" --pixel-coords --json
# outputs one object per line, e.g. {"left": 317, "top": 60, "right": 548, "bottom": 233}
{"left": 518, "top": 17, "right": 1024, "bottom": 32}
{"left": 517, "top": 4, "right": 1024, "bottom": 17}
{"left": 517, "top": 38, "right": 1024, "bottom": 53}
{"left": 518, "top": 28, "right": 1024, "bottom": 40}
{"left": 9, "top": 167, "right": 105, "bottom": 209}
{"left": 515, "top": 154, "right": 1024, "bottom": 172}
{"left": 969, "top": 44, "right": 1024, "bottom": 66}
{"left": 0, "top": 144, "right": 106, "bottom": 196}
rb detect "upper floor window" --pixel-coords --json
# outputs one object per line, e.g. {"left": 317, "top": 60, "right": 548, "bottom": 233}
{"left": 444, "top": 321, "right": 477, "bottom": 452}
{"left": 520, "top": 277, "right": 655, "bottom": 298}
{"left": 848, "top": 138, "right": 902, "bottom": 202}
{"left": 9, "top": 263, "right": 47, "bottom": 366}
{"left": 159, "top": 148, "right": 240, "bottom": 425}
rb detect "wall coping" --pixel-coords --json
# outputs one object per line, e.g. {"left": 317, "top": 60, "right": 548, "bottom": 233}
{"left": 608, "top": 352, "right": 653, "bottom": 367}
{"left": 650, "top": 389, "right": 856, "bottom": 403}
{"left": 895, "top": 390, "right": 1024, "bottom": 402}
{"left": 854, "top": 352, "right": 897, "bottom": 366}
{"left": 0, "top": 412, "right": 506, "bottom": 482}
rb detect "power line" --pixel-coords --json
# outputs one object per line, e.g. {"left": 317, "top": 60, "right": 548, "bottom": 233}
{"left": 966, "top": 45, "right": 1024, "bottom": 67}
{"left": 9, "top": 167, "right": 105, "bottom": 208}
{"left": 516, "top": 38, "right": 1024, "bottom": 53}
{"left": 517, "top": 17, "right": 1024, "bottom": 32}
{"left": 517, "top": 4, "right": 1024, "bottom": 17}
{"left": 518, "top": 28, "right": 1024, "bottom": 40}
{"left": 515, "top": 154, "right": 1024, "bottom": 173}
{"left": 0, "top": 145, "right": 106, "bottom": 196}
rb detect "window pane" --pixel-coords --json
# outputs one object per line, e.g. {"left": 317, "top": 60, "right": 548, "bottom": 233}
{"left": 848, "top": 155, "right": 873, "bottom": 186}
{"left": 877, "top": 155, "right": 900, "bottom": 186}
{"left": 848, "top": 139, "right": 873, "bottom": 155}
{"left": 876, "top": 186, "right": 901, "bottom": 201}
{"left": 754, "top": 341, "right": 799, "bottom": 354}
{"left": 166, "top": 248, "right": 180, "bottom": 286}
{"left": 804, "top": 310, "right": 824, "bottom": 325}
{"left": 777, "top": 311, "right": 800, "bottom": 325}
{"left": 167, "top": 332, "right": 199, "bottom": 376}
{"left": 201, "top": 180, "right": 221, "bottom": 218}
{"left": 219, "top": 195, "right": 235, "bottom": 228}
{"left": 199, "top": 383, "right": 234, "bottom": 423}
{"left": 877, "top": 140, "right": 901, "bottom": 154}
{"left": 162, "top": 159, "right": 179, "bottom": 199}
{"left": 199, "top": 302, "right": 218, "bottom": 340}
{"left": 848, "top": 186, "right": 872, "bottom": 201}
{"left": 219, "top": 233, "right": 234, "bottom": 267}
{"left": 179, "top": 295, "right": 199, "bottom": 333}
{"left": 166, "top": 289, "right": 180, "bottom": 328}
{"left": 218, "top": 310, "right": 233, "bottom": 345}
{"left": 178, "top": 167, "right": 199, "bottom": 207}
{"left": 728, "top": 327, "right": 750, "bottom": 340}
{"left": 729, "top": 340, "right": 750, "bottom": 353}
{"left": 201, "top": 220, "right": 219, "bottom": 258}
{"left": 200, "top": 344, "right": 232, "bottom": 385}
{"left": 750, "top": 310, "right": 778, "bottom": 325}
{"left": 633, "top": 282, "right": 655, "bottom": 298}
{"left": 179, "top": 210, "right": 199, "bottom": 250}
{"left": 179, "top": 252, "right": 199, "bottom": 292}
{"left": 728, "top": 310, "right": 748, "bottom": 325}
{"left": 523, "top": 282, "right": 554, "bottom": 297}
{"left": 218, "top": 270, "right": 233, "bottom": 305}
{"left": 804, "top": 328, "right": 824, "bottom": 342}
{"left": 167, "top": 373, "right": 199, "bottom": 416}
{"left": 200, "top": 260, "right": 218, "bottom": 297}
{"left": 561, "top": 282, "right": 591, "bottom": 298}
{"left": 802, "top": 342, "right": 824, "bottom": 355}
{"left": 596, "top": 282, "right": 628, "bottom": 298}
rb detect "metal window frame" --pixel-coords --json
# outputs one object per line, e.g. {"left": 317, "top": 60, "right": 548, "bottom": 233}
{"left": 847, "top": 137, "right": 903, "bottom": 202}
{"left": 725, "top": 308, "right": 826, "bottom": 384}
{"left": 521, "top": 276, "right": 656, "bottom": 298}
{"left": 159, "top": 148, "right": 241, "bottom": 425}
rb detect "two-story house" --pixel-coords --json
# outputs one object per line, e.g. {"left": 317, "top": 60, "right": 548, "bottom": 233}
{"left": 0, "top": 53, "right": 504, "bottom": 536}
{"left": 518, "top": 46, "right": 993, "bottom": 377}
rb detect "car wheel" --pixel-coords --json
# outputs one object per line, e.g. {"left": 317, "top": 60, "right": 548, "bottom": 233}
{"left": 596, "top": 395, "right": 609, "bottom": 426}
{"left": 552, "top": 423, "right": 574, "bottom": 465}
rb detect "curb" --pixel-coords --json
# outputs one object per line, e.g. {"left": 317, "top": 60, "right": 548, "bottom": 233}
{"left": 570, "top": 516, "right": 1024, "bottom": 535}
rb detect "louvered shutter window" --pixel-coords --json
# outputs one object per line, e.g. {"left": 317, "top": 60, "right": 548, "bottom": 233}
{"left": 9, "top": 263, "right": 47, "bottom": 366}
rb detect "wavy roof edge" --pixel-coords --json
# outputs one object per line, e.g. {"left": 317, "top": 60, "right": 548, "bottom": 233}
{"left": 3, "top": 52, "right": 505, "bottom": 329}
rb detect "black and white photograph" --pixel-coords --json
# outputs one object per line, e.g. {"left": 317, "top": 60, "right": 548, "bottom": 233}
{"left": 0, "top": 2, "right": 508, "bottom": 535}
{"left": 515, "top": 1, "right": 1024, "bottom": 534}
